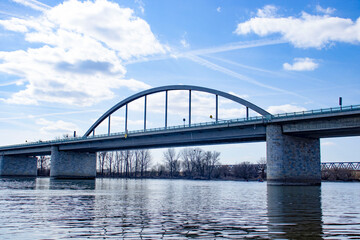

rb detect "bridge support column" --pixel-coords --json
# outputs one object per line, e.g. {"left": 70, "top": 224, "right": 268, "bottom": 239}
{"left": 266, "top": 125, "right": 321, "bottom": 185}
{"left": 0, "top": 155, "right": 37, "bottom": 177}
{"left": 50, "top": 146, "right": 96, "bottom": 179}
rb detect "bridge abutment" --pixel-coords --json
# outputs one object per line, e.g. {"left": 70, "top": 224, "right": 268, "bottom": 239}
{"left": 0, "top": 155, "right": 37, "bottom": 177}
{"left": 50, "top": 146, "right": 96, "bottom": 179}
{"left": 266, "top": 125, "right": 321, "bottom": 185}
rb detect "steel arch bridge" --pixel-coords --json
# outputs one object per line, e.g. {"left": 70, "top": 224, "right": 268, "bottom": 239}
{"left": 84, "top": 85, "right": 271, "bottom": 137}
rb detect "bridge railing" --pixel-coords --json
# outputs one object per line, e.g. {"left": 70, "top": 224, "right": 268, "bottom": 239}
{"left": 271, "top": 104, "right": 360, "bottom": 119}
{"left": 1, "top": 104, "right": 360, "bottom": 150}
{"left": 87, "top": 114, "right": 266, "bottom": 139}
{"left": 0, "top": 115, "right": 267, "bottom": 150}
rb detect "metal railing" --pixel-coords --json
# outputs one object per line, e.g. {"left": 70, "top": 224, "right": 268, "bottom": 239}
{"left": 271, "top": 104, "right": 360, "bottom": 119}
{"left": 1, "top": 104, "right": 360, "bottom": 150}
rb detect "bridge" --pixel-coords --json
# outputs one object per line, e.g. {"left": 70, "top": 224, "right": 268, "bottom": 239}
{"left": 321, "top": 162, "right": 360, "bottom": 171}
{"left": 1, "top": 85, "right": 360, "bottom": 185}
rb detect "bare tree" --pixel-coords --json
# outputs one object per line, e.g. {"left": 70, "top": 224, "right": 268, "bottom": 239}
{"left": 163, "top": 148, "right": 180, "bottom": 178}
{"left": 37, "top": 155, "right": 50, "bottom": 176}
{"left": 133, "top": 150, "right": 141, "bottom": 177}
{"left": 124, "top": 150, "right": 133, "bottom": 177}
{"left": 114, "top": 151, "right": 123, "bottom": 176}
{"left": 98, "top": 152, "right": 107, "bottom": 176}
{"left": 180, "top": 148, "right": 193, "bottom": 178}
{"left": 139, "top": 149, "right": 151, "bottom": 177}
{"left": 204, "top": 151, "right": 220, "bottom": 179}
{"left": 233, "top": 162, "right": 257, "bottom": 180}
{"left": 257, "top": 157, "right": 267, "bottom": 180}
{"left": 106, "top": 152, "right": 114, "bottom": 176}
{"left": 192, "top": 148, "right": 205, "bottom": 178}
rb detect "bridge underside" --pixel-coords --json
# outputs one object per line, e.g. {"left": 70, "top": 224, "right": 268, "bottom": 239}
{"left": 60, "top": 124, "right": 267, "bottom": 152}
{"left": 281, "top": 115, "right": 360, "bottom": 138}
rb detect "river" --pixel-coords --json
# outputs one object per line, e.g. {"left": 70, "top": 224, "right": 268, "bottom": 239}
{"left": 0, "top": 178, "right": 359, "bottom": 239}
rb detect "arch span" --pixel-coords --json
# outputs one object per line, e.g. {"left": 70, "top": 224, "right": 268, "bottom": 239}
{"left": 84, "top": 85, "right": 271, "bottom": 137}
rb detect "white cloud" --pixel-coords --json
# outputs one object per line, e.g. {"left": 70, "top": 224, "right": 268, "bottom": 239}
{"left": 316, "top": 5, "right": 336, "bottom": 15}
{"left": 216, "top": 7, "right": 221, "bottom": 13}
{"left": 283, "top": 57, "right": 319, "bottom": 71}
{"left": 111, "top": 116, "right": 143, "bottom": 128}
{"left": 180, "top": 32, "right": 190, "bottom": 48}
{"left": 0, "top": 0, "right": 166, "bottom": 106}
{"left": 36, "top": 118, "right": 78, "bottom": 135}
{"left": 235, "top": 7, "right": 360, "bottom": 48}
{"left": 135, "top": 0, "right": 145, "bottom": 14}
{"left": 256, "top": 5, "right": 277, "bottom": 18}
{"left": 12, "top": 0, "right": 51, "bottom": 12}
{"left": 267, "top": 104, "right": 306, "bottom": 114}
{"left": 180, "top": 39, "right": 189, "bottom": 48}
{"left": 186, "top": 54, "right": 300, "bottom": 97}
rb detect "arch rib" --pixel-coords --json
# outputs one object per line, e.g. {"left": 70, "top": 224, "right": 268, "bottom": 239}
{"left": 84, "top": 85, "right": 271, "bottom": 137}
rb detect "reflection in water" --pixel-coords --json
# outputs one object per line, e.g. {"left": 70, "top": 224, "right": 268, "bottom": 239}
{"left": 0, "top": 177, "right": 37, "bottom": 190}
{"left": 0, "top": 178, "right": 359, "bottom": 239}
{"left": 49, "top": 178, "right": 96, "bottom": 190}
{"left": 267, "top": 185, "right": 323, "bottom": 239}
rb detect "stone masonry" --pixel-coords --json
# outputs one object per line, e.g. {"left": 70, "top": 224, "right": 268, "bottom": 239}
{"left": 266, "top": 124, "right": 321, "bottom": 185}
{"left": 50, "top": 146, "right": 96, "bottom": 179}
{"left": 0, "top": 155, "right": 37, "bottom": 177}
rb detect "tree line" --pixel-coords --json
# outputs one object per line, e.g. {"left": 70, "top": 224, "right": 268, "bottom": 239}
{"left": 34, "top": 149, "right": 268, "bottom": 180}
{"left": 35, "top": 150, "right": 360, "bottom": 181}
{"left": 97, "top": 149, "right": 151, "bottom": 177}
{"left": 95, "top": 148, "right": 266, "bottom": 180}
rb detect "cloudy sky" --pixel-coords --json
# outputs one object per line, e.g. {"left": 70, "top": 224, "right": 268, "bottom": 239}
{"left": 0, "top": 0, "right": 359, "bottom": 164}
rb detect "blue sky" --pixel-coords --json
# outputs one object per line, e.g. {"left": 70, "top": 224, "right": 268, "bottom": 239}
{"left": 0, "top": 0, "right": 359, "bottom": 164}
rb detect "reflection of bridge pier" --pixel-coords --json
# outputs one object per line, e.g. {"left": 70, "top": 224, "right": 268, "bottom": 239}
{"left": 267, "top": 185, "right": 323, "bottom": 239}
{"left": 1, "top": 85, "right": 360, "bottom": 184}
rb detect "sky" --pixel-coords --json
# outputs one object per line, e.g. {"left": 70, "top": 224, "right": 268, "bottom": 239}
{"left": 0, "top": 0, "right": 360, "bottom": 164}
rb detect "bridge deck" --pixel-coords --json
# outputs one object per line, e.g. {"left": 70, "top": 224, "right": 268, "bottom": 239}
{"left": 1, "top": 104, "right": 360, "bottom": 156}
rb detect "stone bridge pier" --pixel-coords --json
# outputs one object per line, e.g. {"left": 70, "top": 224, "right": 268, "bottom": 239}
{"left": 266, "top": 124, "right": 321, "bottom": 185}
{"left": 0, "top": 155, "right": 37, "bottom": 177}
{"left": 50, "top": 146, "right": 96, "bottom": 179}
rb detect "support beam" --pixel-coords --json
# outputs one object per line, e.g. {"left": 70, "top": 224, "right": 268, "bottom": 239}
{"left": 0, "top": 155, "right": 37, "bottom": 177}
{"left": 216, "top": 95, "right": 218, "bottom": 122}
{"left": 108, "top": 115, "right": 111, "bottom": 136}
{"left": 125, "top": 104, "right": 128, "bottom": 133}
{"left": 165, "top": 90, "right": 168, "bottom": 129}
{"left": 144, "top": 95, "right": 147, "bottom": 131}
{"left": 246, "top": 107, "right": 249, "bottom": 120}
{"left": 50, "top": 146, "right": 96, "bottom": 179}
{"left": 266, "top": 124, "right": 321, "bottom": 185}
{"left": 189, "top": 90, "right": 191, "bottom": 126}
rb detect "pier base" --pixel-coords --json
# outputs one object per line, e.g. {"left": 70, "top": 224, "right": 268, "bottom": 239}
{"left": 0, "top": 155, "right": 37, "bottom": 177}
{"left": 266, "top": 125, "right": 321, "bottom": 185}
{"left": 50, "top": 146, "right": 96, "bottom": 179}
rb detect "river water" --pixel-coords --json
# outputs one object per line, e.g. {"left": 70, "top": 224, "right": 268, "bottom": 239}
{"left": 0, "top": 178, "right": 359, "bottom": 239}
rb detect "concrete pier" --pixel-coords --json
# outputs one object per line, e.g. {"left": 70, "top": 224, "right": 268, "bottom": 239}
{"left": 266, "top": 124, "right": 321, "bottom": 185}
{"left": 50, "top": 146, "right": 96, "bottom": 179}
{"left": 0, "top": 155, "right": 37, "bottom": 177}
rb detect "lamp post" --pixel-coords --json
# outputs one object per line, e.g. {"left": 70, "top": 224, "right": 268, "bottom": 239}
{"left": 183, "top": 118, "right": 186, "bottom": 127}
{"left": 339, "top": 97, "right": 342, "bottom": 110}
